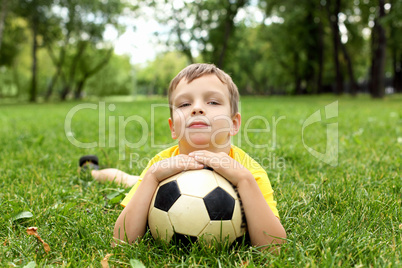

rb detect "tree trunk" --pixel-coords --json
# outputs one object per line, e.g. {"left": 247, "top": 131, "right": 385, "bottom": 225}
{"left": 0, "top": 0, "right": 9, "bottom": 52}
{"left": 73, "top": 48, "right": 113, "bottom": 99}
{"left": 59, "top": 41, "right": 87, "bottom": 100}
{"left": 216, "top": 0, "right": 247, "bottom": 69}
{"left": 317, "top": 17, "right": 324, "bottom": 94}
{"left": 389, "top": 5, "right": 401, "bottom": 94}
{"left": 393, "top": 54, "right": 402, "bottom": 93}
{"left": 305, "top": 7, "right": 320, "bottom": 94}
{"left": 45, "top": 45, "right": 66, "bottom": 100}
{"left": 74, "top": 80, "right": 85, "bottom": 99}
{"left": 29, "top": 18, "right": 38, "bottom": 102}
{"left": 340, "top": 42, "right": 359, "bottom": 95}
{"left": 45, "top": 37, "right": 69, "bottom": 100}
{"left": 294, "top": 53, "right": 302, "bottom": 95}
{"left": 12, "top": 60, "right": 20, "bottom": 97}
{"left": 326, "top": 0, "right": 344, "bottom": 95}
{"left": 60, "top": 85, "right": 70, "bottom": 100}
{"left": 217, "top": 18, "right": 233, "bottom": 69}
{"left": 369, "top": 0, "right": 387, "bottom": 98}
{"left": 176, "top": 24, "right": 194, "bottom": 64}
{"left": 45, "top": 70, "right": 61, "bottom": 100}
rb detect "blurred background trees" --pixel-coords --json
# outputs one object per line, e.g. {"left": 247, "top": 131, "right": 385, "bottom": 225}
{"left": 0, "top": 0, "right": 400, "bottom": 101}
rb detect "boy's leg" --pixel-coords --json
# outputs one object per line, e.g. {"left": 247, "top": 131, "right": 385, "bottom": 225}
{"left": 79, "top": 155, "right": 139, "bottom": 187}
{"left": 91, "top": 169, "right": 140, "bottom": 187}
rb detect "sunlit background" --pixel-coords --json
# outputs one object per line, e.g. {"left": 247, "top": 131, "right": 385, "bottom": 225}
{"left": 0, "top": 0, "right": 400, "bottom": 102}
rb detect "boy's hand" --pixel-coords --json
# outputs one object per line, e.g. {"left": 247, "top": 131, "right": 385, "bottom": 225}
{"left": 189, "top": 150, "right": 251, "bottom": 187}
{"left": 148, "top": 154, "right": 205, "bottom": 183}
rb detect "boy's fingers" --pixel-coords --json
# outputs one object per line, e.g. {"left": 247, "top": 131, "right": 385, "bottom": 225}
{"left": 189, "top": 162, "right": 205, "bottom": 170}
{"left": 191, "top": 154, "right": 207, "bottom": 164}
{"left": 175, "top": 155, "right": 204, "bottom": 170}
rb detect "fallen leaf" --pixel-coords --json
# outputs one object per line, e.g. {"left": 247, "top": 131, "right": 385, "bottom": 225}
{"left": 26, "top": 227, "right": 50, "bottom": 253}
{"left": 101, "top": 253, "right": 113, "bottom": 268}
{"left": 130, "top": 259, "right": 146, "bottom": 268}
{"left": 241, "top": 260, "right": 250, "bottom": 267}
{"left": 3, "top": 239, "right": 8, "bottom": 246}
{"left": 13, "top": 211, "right": 33, "bottom": 222}
{"left": 23, "top": 261, "right": 36, "bottom": 268}
{"left": 26, "top": 227, "right": 38, "bottom": 235}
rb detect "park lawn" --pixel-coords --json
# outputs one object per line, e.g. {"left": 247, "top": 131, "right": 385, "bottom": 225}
{"left": 0, "top": 95, "right": 400, "bottom": 267}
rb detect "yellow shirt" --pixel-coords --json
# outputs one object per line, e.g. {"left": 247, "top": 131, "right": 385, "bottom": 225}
{"left": 121, "top": 145, "right": 279, "bottom": 218}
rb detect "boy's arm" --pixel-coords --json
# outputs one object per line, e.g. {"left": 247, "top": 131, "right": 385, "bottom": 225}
{"left": 236, "top": 172, "right": 287, "bottom": 251}
{"left": 91, "top": 168, "right": 140, "bottom": 187}
{"left": 189, "top": 151, "right": 287, "bottom": 251}
{"left": 113, "top": 155, "right": 204, "bottom": 244}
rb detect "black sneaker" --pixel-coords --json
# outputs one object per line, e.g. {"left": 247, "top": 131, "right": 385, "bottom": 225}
{"left": 79, "top": 155, "right": 99, "bottom": 178}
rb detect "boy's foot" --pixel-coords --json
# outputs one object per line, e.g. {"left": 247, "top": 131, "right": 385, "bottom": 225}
{"left": 79, "top": 155, "right": 99, "bottom": 178}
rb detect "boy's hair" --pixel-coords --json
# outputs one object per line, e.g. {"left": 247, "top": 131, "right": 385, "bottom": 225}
{"left": 168, "top": 63, "right": 239, "bottom": 118}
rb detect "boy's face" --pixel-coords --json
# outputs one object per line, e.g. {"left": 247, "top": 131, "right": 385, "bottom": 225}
{"left": 168, "top": 74, "right": 241, "bottom": 154}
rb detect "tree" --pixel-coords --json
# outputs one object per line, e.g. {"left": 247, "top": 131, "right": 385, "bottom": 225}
{"left": 85, "top": 54, "right": 133, "bottom": 97}
{"left": 257, "top": 0, "right": 329, "bottom": 94}
{"left": 17, "top": 0, "right": 53, "bottom": 102}
{"left": 73, "top": 46, "right": 113, "bottom": 99}
{"left": 148, "top": 0, "right": 250, "bottom": 70}
{"left": 226, "top": 24, "right": 272, "bottom": 95}
{"left": 325, "top": 0, "right": 345, "bottom": 95}
{"left": 44, "top": 0, "right": 126, "bottom": 100}
{"left": 385, "top": 0, "right": 402, "bottom": 93}
{"left": 0, "top": 0, "right": 10, "bottom": 53}
{"left": 339, "top": 1, "right": 366, "bottom": 95}
{"left": 0, "top": 15, "right": 25, "bottom": 68}
{"left": 135, "top": 51, "right": 188, "bottom": 96}
{"left": 368, "top": 0, "right": 387, "bottom": 98}
{"left": 200, "top": 0, "right": 249, "bottom": 68}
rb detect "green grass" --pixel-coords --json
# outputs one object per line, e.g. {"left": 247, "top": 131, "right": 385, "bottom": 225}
{"left": 0, "top": 95, "right": 401, "bottom": 267}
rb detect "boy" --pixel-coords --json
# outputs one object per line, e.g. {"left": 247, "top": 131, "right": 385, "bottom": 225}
{"left": 85, "top": 63, "right": 286, "bottom": 250}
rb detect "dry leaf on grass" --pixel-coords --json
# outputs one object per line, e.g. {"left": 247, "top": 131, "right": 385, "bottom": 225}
{"left": 101, "top": 253, "right": 113, "bottom": 268}
{"left": 26, "top": 227, "right": 50, "bottom": 253}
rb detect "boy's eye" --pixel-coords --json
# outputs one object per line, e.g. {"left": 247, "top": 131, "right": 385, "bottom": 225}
{"left": 178, "top": 103, "right": 190, "bottom": 108}
{"left": 208, "top": 101, "right": 220, "bottom": 105}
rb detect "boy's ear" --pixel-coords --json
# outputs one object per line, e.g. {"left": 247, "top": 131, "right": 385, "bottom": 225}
{"left": 168, "top": 118, "right": 178, "bottom": 139}
{"left": 230, "top": 113, "right": 241, "bottom": 136}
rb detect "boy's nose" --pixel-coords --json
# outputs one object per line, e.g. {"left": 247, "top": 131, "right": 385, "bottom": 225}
{"left": 191, "top": 107, "right": 205, "bottom": 115}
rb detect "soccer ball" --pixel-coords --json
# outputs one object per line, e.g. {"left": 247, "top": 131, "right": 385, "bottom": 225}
{"left": 148, "top": 169, "right": 246, "bottom": 244}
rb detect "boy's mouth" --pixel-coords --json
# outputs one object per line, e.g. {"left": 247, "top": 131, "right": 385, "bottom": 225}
{"left": 187, "top": 120, "right": 210, "bottom": 128}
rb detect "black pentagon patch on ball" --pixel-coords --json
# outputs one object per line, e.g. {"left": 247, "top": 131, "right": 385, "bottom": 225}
{"left": 203, "top": 187, "right": 235, "bottom": 220}
{"left": 171, "top": 233, "right": 198, "bottom": 247}
{"left": 154, "top": 180, "right": 181, "bottom": 212}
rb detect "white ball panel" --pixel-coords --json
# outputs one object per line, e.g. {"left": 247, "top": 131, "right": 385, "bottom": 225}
{"left": 199, "top": 220, "right": 237, "bottom": 244}
{"left": 148, "top": 208, "right": 174, "bottom": 242}
{"left": 168, "top": 195, "right": 210, "bottom": 236}
{"left": 177, "top": 169, "right": 218, "bottom": 198}
{"left": 214, "top": 172, "right": 238, "bottom": 199}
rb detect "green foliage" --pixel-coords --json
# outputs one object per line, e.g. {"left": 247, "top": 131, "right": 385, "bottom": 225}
{"left": 0, "top": 95, "right": 401, "bottom": 266}
{"left": 198, "top": 0, "right": 249, "bottom": 68}
{"left": 225, "top": 24, "right": 274, "bottom": 94}
{"left": 135, "top": 52, "right": 188, "bottom": 95}
{"left": 85, "top": 54, "right": 133, "bottom": 97}
{"left": 0, "top": 66, "right": 18, "bottom": 97}
{"left": 0, "top": 0, "right": 129, "bottom": 101}
{"left": 0, "top": 0, "right": 401, "bottom": 99}
{"left": 0, "top": 17, "right": 25, "bottom": 67}
{"left": 0, "top": 23, "right": 31, "bottom": 99}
